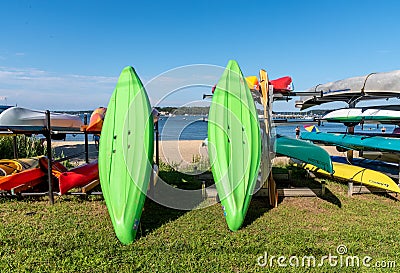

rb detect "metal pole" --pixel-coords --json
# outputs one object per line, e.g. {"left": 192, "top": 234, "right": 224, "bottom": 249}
{"left": 84, "top": 114, "right": 89, "bottom": 163}
{"left": 347, "top": 126, "right": 355, "bottom": 162}
{"left": 155, "top": 120, "right": 159, "bottom": 167}
{"left": 149, "top": 120, "right": 159, "bottom": 198}
{"left": 45, "top": 110, "right": 54, "bottom": 205}
{"left": 346, "top": 101, "right": 355, "bottom": 162}
{"left": 13, "top": 135, "right": 18, "bottom": 159}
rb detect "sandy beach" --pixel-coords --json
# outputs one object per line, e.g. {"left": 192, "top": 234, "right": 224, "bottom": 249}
{"left": 52, "top": 140, "right": 99, "bottom": 166}
{"left": 52, "top": 139, "right": 208, "bottom": 167}
{"left": 52, "top": 139, "right": 353, "bottom": 167}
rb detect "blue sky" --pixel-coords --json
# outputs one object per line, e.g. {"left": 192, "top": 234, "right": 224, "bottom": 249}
{"left": 1, "top": 0, "right": 399, "bottom": 111}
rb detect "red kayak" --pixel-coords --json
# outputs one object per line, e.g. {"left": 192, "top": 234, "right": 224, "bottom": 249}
{"left": 0, "top": 168, "right": 46, "bottom": 191}
{"left": 270, "top": 76, "right": 293, "bottom": 94}
{"left": 58, "top": 161, "right": 99, "bottom": 195}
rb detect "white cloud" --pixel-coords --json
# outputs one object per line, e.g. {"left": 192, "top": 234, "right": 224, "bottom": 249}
{"left": 0, "top": 64, "right": 226, "bottom": 110}
{"left": 0, "top": 66, "right": 117, "bottom": 110}
{"left": 143, "top": 64, "right": 224, "bottom": 106}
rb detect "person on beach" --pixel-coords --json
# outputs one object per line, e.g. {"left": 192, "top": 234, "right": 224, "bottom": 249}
{"left": 393, "top": 127, "right": 400, "bottom": 134}
{"left": 93, "top": 134, "right": 100, "bottom": 149}
{"left": 295, "top": 126, "right": 300, "bottom": 139}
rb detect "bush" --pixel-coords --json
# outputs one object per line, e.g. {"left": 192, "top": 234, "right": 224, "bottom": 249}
{"left": 0, "top": 135, "right": 47, "bottom": 159}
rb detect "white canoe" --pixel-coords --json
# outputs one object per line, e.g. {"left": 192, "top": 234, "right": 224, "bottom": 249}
{"left": 297, "top": 70, "right": 400, "bottom": 110}
{"left": 323, "top": 108, "right": 400, "bottom": 124}
{"left": 0, "top": 107, "right": 83, "bottom": 129}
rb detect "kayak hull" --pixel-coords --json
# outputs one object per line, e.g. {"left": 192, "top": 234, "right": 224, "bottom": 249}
{"left": 276, "top": 135, "right": 333, "bottom": 173}
{"left": 99, "top": 66, "right": 154, "bottom": 244}
{"left": 323, "top": 108, "right": 400, "bottom": 124}
{"left": 0, "top": 107, "right": 83, "bottom": 129}
{"left": 300, "top": 131, "right": 400, "bottom": 152}
{"left": 208, "top": 60, "right": 261, "bottom": 231}
{"left": 58, "top": 161, "right": 99, "bottom": 195}
{"left": 86, "top": 107, "right": 106, "bottom": 132}
{"left": 295, "top": 161, "right": 400, "bottom": 193}
{"left": 0, "top": 167, "right": 46, "bottom": 191}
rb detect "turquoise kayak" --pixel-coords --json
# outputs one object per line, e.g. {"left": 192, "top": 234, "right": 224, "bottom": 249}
{"left": 208, "top": 60, "right": 261, "bottom": 231}
{"left": 300, "top": 131, "right": 400, "bottom": 152}
{"left": 276, "top": 134, "right": 333, "bottom": 173}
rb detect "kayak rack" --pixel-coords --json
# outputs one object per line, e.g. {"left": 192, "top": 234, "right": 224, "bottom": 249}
{"left": 347, "top": 181, "right": 399, "bottom": 198}
{"left": 1, "top": 115, "right": 162, "bottom": 204}
{"left": 255, "top": 182, "right": 327, "bottom": 198}
{"left": 202, "top": 171, "right": 327, "bottom": 201}
{"left": 0, "top": 111, "right": 99, "bottom": 204}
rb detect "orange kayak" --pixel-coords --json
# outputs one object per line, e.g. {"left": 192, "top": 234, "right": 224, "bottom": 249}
{"left": 86, "top": 107, "right": 106, "bottom": 132}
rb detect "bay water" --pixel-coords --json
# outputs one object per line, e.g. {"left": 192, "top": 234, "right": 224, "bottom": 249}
{"left": 64, "top": 115, "right": 397, "bottom": 141}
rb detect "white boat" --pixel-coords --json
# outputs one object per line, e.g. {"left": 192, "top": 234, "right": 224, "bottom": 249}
{"left": 323, "top": 108, "right": 400, "bottom": 124}
{"left": 0, "top": 105, "right": 12, "bottom": 114}
{"left": 297, "top": 70, "right": 400, "bottom": 110}
{"left": 0, "top": 107, "right": 83, "bottom": 129}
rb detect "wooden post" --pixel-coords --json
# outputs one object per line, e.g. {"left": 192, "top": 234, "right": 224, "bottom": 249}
{"left": 201, "top": 181, "right": 206, "bottom": 199}
{"left": 321, "top": 180, "right": 326, "bottom": 196}
{"left": 348, "top": 181, "right": 353, "bottom": 197}
{"left": 45, "top": 110, "right": 54, "bottom": 205}
{"left": 84, "top": 114, "right": 89, "bottom": 163}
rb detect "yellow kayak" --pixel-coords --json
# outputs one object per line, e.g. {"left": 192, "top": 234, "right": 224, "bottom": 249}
{"left": 0, "top": 158, "right": 41, "bottom": 176}
{"left": 294, "top": 161, "right": 400, "bottom": 193}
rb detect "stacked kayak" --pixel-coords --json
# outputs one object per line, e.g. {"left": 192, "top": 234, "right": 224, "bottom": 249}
{"left": 0, "top": 157, "right": 41, "bottom": 175}
{"left": 331, "top": 156, "right": 399, "bottom": 179}
{"left": 0, "top": 157, "right": 46, "bottom": 191}
{"left": 86, "top": 107, "right": 107, "bottom": 132}
{"left": 300, "top": 131, "right": 400, "bottom": 152}
{"left": 275, "top": 135, "right": 333, "bottom": 174}
{"left": 58, "top": 161, "right": 99, "bottom": 195}
{"left": 323, "top": 108, "right": 400, "bottom": 124}
{"left": 294, "top": 160, "right": 400, "bottom": 193}
{"left": 0, "top": 107, "right": 83, "bottom": 129}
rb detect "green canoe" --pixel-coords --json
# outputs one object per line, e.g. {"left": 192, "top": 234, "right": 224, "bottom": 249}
{"left": 276, "top": 134, "right": 333, "bottom": 173}
{"left": 208, "top": 60, "right": 261, "bottom": 231}
{"left": 99, "top": 66, "right": 154, "bottom": 244}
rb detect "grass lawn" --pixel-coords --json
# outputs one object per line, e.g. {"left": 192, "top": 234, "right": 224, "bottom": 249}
{"left": 0, "top": 171, "right": 399, "bottom": 272}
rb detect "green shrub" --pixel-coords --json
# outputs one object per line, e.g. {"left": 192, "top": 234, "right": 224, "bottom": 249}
{"left": 0, "top": 135, "right": 47, "bottom": 159}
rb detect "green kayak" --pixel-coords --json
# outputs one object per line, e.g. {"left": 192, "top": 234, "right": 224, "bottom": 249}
{"left": 208, "top": 60, "right": 261, "bottom": 231}
{"left": 99, "top": 66, "right": 154, "bottom": 244}
{"left": 276, "top": 134, "right": 333, "bottom": 173}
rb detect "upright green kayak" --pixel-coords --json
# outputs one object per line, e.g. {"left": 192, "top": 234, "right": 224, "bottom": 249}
{"left": 208, "top": 60, "right": 261, "bottom": 231}
{"left": 99, "top": 66, "right": 154, "bottom": 244}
